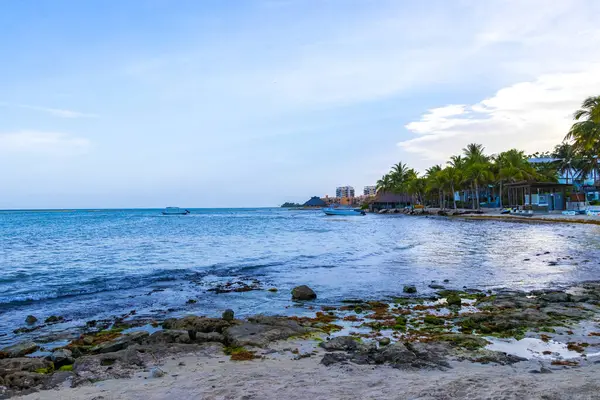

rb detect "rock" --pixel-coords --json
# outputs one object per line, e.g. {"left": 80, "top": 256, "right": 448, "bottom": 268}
{"left": 268, "top": 288, "right": 278, "bottom": 292}
{"left": 43, "top": 371, "right": 73, "bottom": 389}
{"left": 540, "top": 292, "right": 572, "bottom": 303}
{"left": 321, "top": 353, "right": 349, "bottom": 366}
{"left": 542, "top": 305, "right": 589, "bottom": 319}
{"left": 443, "top": 279, "right": 450, "bottom": 283}
{"left": 291, "top": 285, "right": 317, "bottom": 301}
{"left": 91, "top": 331, "right": 149, "bottom": 354}
{"left": 428, "top": 284, "right": 445, "bottom": 290}
{"left": 0, "top": 358, "right": 52, "bottom": 376}
{"left": 446, "top": 293, "right": 462, "bottom": 307}
{"left": 379, "top": 337, "right": 391, "bottom": 346}
{"left": 25, "top": 315, "right": 38, "bottom": 325}
{"left": 82, "top": 336, "right": 95, "bottom": 346}
{"left": 319, "top": 336, "right": 359, "bottom": 351}
{"left": 224, "top": 316, "right": 307, "bottom": 347}
{"left": 1, "top": 342, "right": 39, "bottom": 358}
{"left": 403, "top": 285, "right": 417, "bottom": 294}
{"left": 4, "top": 372, "right": 48, "bottom": 390}
{"left": 470, "top": 350, "right": 527, "bottom": 365}
{"left": 44, "top": 315, "right": 64, "bottom": 324}
{"left": 149, "top": 367, "right": 165, "bottom": 378}
{"left": 146, "top": 330, "right": 225, "bottom": 345}
{"left": 222, "top": 309, "right": 235, "bottom": 321}
{"left": 162, "top": 316, "right": 231, "bottom": 333}
{"left": 50, "top": 349, "right": 74, "bottom": 368}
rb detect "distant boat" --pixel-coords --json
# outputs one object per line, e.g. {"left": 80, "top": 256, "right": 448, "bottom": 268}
{"left": 323, "top": 207, "right": 365, "bottom": 216}
{"left": 162, "top": 207, "right": 190, "bottom": 215}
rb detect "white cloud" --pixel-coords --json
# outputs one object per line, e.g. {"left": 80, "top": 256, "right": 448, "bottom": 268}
{"left": 15, "top": 104, "right": 97, "bottom": 118}
{"left": 399, "top": 65, "right": 600, "bottom": 169}
{"left": 0, "top": 131, "right": 91, "bottom": 155}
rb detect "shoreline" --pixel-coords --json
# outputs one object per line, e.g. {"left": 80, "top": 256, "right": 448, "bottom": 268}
{"left": 4, "top": 281, "right": 600, "bottom": 398}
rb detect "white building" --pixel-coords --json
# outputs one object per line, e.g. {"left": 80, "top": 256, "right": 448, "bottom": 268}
{"left": 364, "top": 186, "right": 377, "bottom": 196}
{"left": 336, "top": 186, "right": 355, "bottom": 198}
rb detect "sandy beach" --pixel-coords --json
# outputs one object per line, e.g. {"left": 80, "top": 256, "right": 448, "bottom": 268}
{"left": 13, "top": 339, "right": 600, "bottom": 400}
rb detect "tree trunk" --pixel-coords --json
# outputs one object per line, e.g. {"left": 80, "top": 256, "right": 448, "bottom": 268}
{"left": 475, "top": 182, "right": 480, "bottom": 210}
{"left": 471, "top": 184, "right": 475, "bottom": 210}
{"left": 499, "top": 181, "right": 503, "bottom": 208}
{"left": 451, "top": 183, "right": 457, "bottom": 209}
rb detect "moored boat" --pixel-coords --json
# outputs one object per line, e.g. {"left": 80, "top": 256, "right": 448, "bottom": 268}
{"left": 322, "top": 207, "right": 366, "bottom": 216}
{"left": 162, "top": 207, "right": 190, "bottom": 215}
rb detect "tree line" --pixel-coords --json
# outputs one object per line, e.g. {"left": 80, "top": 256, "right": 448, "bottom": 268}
{"left": 376, "top": 95, "right": 600, "bottom": 210}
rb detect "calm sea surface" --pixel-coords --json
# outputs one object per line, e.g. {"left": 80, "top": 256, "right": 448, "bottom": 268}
{"left": 1, "top": 208, "right": 600, "bottom": 345}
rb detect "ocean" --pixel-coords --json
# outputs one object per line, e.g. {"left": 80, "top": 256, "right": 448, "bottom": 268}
{"left": 1, "top": 208, "right": 600, "bottom": 345}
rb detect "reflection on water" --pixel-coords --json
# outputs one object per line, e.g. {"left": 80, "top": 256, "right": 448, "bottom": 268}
{"left": 1, "top": 208, "right": 600, "bottom": 345}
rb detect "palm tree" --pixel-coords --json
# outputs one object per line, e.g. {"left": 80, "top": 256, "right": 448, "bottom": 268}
{"left": 442, "top": 166, "right": 461, "bottom": 209}
{"left": 495, "top": 149, "right": 538, "bottom": 207}
{"left": 564, "top": 96, "right": 600, "bottom": 183}
{"left": 466, "top": 162, "right": 493, "bottom": 210}
{"left": 552, "top": 143, "right": 578, "bottom": 184}
{"left": 376, "top": 174, "right": 393, "bottom": 193}
{"left": 426, "top": 165, "right": 445, "bottom": 208}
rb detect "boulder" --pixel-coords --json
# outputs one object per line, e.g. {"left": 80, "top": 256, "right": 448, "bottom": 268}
{"left": 403, "top": 285, "right": 417, "bottom": 294}
{"left": 25, "top": 315, "right": 38, "bottom": 325}
{"left": 291, "top": 285, "right": 317, "bottom": 301}
{"left": 222, "top": 309, "right": 235, "bottom": 321}
{"left": 50, "top": 349, "right": 74, "bottom": 368}
{"left": 446, "top": 293, "right": 462, "bottom": 307}
{"left": 224, "top": 316, "right": 307, "bottom": 347}
{"left": 540, "top": 292, "right": 572, "bottom": 303}
{"left": 44, "top": 315, "right": 64, "bottom": 324}
{"left": 162, "top": 316, "right": 231, "bottom": 333}
{"left": 378, "top": 337, "right": 391, "bottom": 346}
{"left": 0, "top": 358, "right": 52, "bottom": 376}
{"left": 428, "top": 284, "right": 445, "bottom": 290}
{"left": 319, "top": 336, "right": 359, "bottom": 351}
{"left": 91, "top": 331, "right": 149, "bottom": 354}
{"left": 4, "top": 372, "right": 48, "bottom": 390}
{"left": 1, "top": 342, "right": 38, "bottom": 358}
{"left": 146, "top": 330, "right": 225, "bottom": 345}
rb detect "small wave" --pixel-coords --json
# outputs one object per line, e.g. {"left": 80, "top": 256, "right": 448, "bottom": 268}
{"left": 0, "top": 268, "right": 194, "bottom": 307}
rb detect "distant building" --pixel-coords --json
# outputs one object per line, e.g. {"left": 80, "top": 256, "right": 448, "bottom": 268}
{"left": 364, "top": 186, "right": 377, "bottom": 196}
{"left": 336, "top": 186, "right": 355, "bottom": 198}
{"left": 303, "top": 196, "right": 327, "bottom": 207}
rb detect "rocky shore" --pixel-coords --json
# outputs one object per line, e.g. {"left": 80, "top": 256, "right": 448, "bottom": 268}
{"left": 4, "top": 282, "right": 600, "bottom": 399}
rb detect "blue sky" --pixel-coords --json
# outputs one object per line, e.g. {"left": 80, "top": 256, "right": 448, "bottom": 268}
{"left": 1, "top": 0, "right": 600, "bottom": 208}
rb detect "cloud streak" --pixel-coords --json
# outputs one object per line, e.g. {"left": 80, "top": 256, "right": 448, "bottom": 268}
{"left": 0, "top": 103, "right": 98, "bottom": 118}
{"left": 0, "top": 131, "right": 91, "bottom": 155}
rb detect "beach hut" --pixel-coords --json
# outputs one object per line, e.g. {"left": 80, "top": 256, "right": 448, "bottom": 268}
{"left": 369, "top": 192, "right": 412, "bottom": 211}
{"left": 303, "top": 196, "right": 327, "bottom": 207}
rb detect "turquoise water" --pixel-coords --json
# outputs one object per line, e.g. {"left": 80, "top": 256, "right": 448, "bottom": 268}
{"left": 1, "top": 208, "right": 600, "bottom": 345}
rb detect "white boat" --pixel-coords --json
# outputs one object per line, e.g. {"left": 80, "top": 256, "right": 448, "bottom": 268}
{"left": 323, "top": 207, "right": 365, "bottom": 216}
{"left": 162, "top": 207, "right": 190, "bottom": 215}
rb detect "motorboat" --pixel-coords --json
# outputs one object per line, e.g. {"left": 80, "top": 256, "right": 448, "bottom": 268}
{"left": 162, "top": 207, "right": 190, "bottom": 215}
{"left": 323, "top": 207, "right": 366, "bottom": 216}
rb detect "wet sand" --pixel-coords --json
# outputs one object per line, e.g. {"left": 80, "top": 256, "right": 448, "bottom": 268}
{"left": 15, "top": 343, "right": 600, "bottom": 400}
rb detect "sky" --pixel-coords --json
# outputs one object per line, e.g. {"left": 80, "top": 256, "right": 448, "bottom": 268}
{"left": 1, "top": 0, "right": 600, "bottom": 208}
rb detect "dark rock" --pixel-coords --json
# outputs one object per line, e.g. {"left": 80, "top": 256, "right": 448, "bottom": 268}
{"left": 438, "top": 334, "right": 489, "bottom": 350}
{"left": 403, "top": 285, "right": 417, "bottom": 294}
{"left": 321, "top": 352, "right": 349, "bottom": 366}
{"left": 162, "top": 316, "right": 231, "bottom": 333}
{"left": 443, "top": 279, "right": 450, "bottom": 283}
{"left": 91, "top": 331, "right": 149, "bottom": 354}
{"left": 428, "top": 284, "right": 445, "bottom": 290}
{"left": 224, "top": 316, "right": 307, "bottom": 347}
{"left": 146, "top": 330, "right": 225, "bottom": 345}
{"left": 542, "top": 305, "right": 589, "bottom": 319}
{"left": 540, "top": 292, "right": 571, "bottom": 303}
{"left": 291, "top": 285, "right": 317, "bottom": 301}
{"left": 319, "top": 336, "right": 359, "bottom": 351}
{"left": 1, "top": 342, "right": 39, "bottom": 358}
{"left": 222, "top": 309, "right": 235, "bottom": 321}
{"left": 25, "top": 315, "right": 38, "bottom": 325}
{"left": 50, "top": 349, "right": 74, "bottom": 368}
{"left": 4, "top": 372, "right": 48, "bottom": 390}
{"left": 0, "top": 358, "right": 52, "bottom": 376}
{"left": 43, "top": 371, "right": 73, "bottom": 389}
{"left": 44, "top": 315, "right": 64, "bottom": 324}
{"left": 378, "top": 337, "right": 391, "bottom": 346}
{"left": 471, "top": 350, "right": 527, "bottom": 365}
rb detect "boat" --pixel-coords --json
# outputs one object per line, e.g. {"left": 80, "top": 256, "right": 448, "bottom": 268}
{"left": 162, "top": 207, "right": 190, "bottom": 215}
{"left": 322, "top": 207, "right": 366, "bottom": 216}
